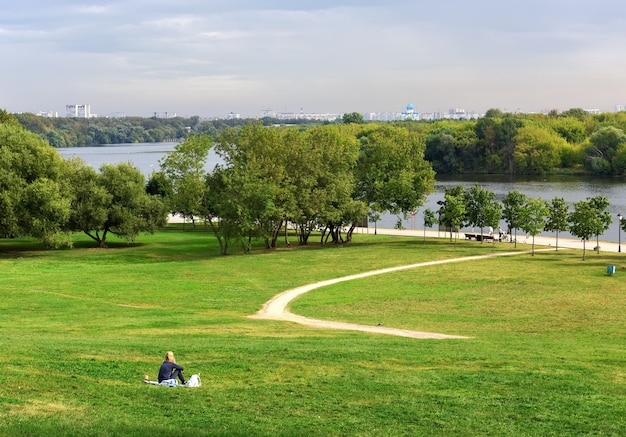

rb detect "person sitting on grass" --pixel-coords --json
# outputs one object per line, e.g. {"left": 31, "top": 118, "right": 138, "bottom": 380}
{"left": 158, "top": 351, "right": 186, "bottom": 385}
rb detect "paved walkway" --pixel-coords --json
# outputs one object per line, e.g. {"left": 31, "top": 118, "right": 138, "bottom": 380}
{"left": 354, "top": 227, "right": 623, "bottom": 253}
{"left": 169, "top": 215, "right": 623, "bottom": 252}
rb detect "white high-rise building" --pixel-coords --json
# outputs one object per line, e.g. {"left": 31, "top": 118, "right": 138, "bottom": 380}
{"left": 66, "top": 104, "right": 91, "bottom": 118}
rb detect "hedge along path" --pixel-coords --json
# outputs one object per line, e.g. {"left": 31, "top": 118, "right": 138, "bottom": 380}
{"left": 249, "top": 250, "right": 543, "bottom": 339}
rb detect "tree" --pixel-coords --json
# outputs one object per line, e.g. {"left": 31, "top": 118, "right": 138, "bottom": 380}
{"left": 306, "top": 126, "right": 365, "bottom": 245}
{"left": 569, "top": 200, "right": 596, "bottom": 260}
{"left": 159, "top": 134, "right": 213, "bottom": 224}
{"left": 474, "top": 114, "right": 520, "bottom": 174}
{"left": 502, "top": 191, "right": 528, "bottom": 247}
{"left": 422, "top": 208, "right": 437, "bottom": 242}
{"left": 356, "top": 124, "right": 435, "bottom": 228}
{"left": 584, "top": 126, "right": 626, "bottom": 175}
{"left": 342, "top": 112, "right": 365, "bottom": 124}
{"left": 544, "top": 197, "right": 569, "bottom": 250}
{"left": 425, "top": 126, "right": 458, "bottom": 173}
{"left": 465, "top": 185, "right": 501, "bottom": 244}
{"left": 513, "top": 125, "right": 563, "bottom": 174}
{"left": 520, "top": 197, "right": 548, "bottom": 256}
{"left": 437, "top": 185, "right": 466, "bottom": 244}
{"left": 65, "top": 161, "right": 168, "bottom": 247}
{"left": 587, "top": 196, "right": 612, "bottom": 254}
{"left": 290, "top": 125, "right": 367, "bottom": 245}
{"left": 0, "top": 112, "right": 72, "bottom": 246}
{"left": 213, "top": 123, "right": 293, "bottom": 252}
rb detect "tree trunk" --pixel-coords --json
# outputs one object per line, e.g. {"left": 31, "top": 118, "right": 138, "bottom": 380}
{"left": 284, "top": 220, "right": 290, "bottom": 247}
{"left": 269, "top": 219, "right": 283, "bottom": 249}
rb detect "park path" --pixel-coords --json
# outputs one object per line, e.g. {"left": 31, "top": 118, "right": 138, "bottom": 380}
{"left": 249, "top": 250, "right": 535, "bottom": 339}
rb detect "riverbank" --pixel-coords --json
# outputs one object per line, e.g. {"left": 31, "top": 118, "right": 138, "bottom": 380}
{"left": 168, "top": 215, "right": 623, "bottom": 253}
{"left": 356, "top": 227, "right": 623, "bottom": 253}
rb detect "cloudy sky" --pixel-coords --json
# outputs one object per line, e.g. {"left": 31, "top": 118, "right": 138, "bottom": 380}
{"left": 2, "top": 0, "right": 625, "bottom": 118}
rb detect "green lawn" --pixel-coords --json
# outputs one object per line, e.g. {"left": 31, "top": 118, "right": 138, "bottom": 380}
{"left": 1, "top": 225, "right": 625, "bottom": 436}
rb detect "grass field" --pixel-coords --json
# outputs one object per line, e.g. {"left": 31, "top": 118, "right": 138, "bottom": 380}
{"left": 1, "top": 225, "right": 625, "bottom": 436}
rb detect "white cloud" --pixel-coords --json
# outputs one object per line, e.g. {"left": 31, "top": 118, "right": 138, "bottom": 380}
{"left": 2, "top": 0, "right": 626, "bottom": 116}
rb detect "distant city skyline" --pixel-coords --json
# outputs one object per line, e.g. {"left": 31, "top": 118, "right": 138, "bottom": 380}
{"left": 3, "top": 2, "right": 626, "bottom": 118}
{"left": 32, "top": 101, "right": 626, "bottom": 122}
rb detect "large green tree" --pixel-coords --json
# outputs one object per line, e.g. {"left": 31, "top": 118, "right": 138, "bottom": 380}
{"left": 513, "top": 126, "right": 564, "bottom": 174}
{"left": 356, "top": 124, "right": 435, "bottom": 227}
{"left": 65, "top": 161, "right": 167, "bottom": 247}
{"left": 158, "top": 134, "right": 213, "bottom": 224}
{"left": 584, "top": 126, "right": 626, "bottom": 175}
{"left": 213, "top": 123, "right": 294, "bottom": 252}
{"left": 0, "top": 111, "right": 71, "bottom": 246}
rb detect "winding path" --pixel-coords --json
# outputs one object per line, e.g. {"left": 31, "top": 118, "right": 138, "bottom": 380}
{"left": 249, "top": 250, "right": 535, "bottom": 339}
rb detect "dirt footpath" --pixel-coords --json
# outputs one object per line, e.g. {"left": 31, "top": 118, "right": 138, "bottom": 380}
{"left": 249, "top": 251, "right": 535, "bottom": 339}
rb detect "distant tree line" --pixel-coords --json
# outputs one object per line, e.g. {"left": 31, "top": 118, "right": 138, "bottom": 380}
{"left": 13, "top": 107, "right": 626, "bottom": 176}
{"left": 421, "top": 108, "right": 626, "bottom": 176}
{"left": 12, "top": 112, "right": 326, "bottom": 148}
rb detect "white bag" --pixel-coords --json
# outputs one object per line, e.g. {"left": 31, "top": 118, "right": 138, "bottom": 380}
{"left": 187, "top": 373, "right": 201, "bottom": 387}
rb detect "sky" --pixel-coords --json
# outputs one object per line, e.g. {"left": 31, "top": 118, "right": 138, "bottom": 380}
{"left": 2, "top": 0, "right": 626, "bottom": 118}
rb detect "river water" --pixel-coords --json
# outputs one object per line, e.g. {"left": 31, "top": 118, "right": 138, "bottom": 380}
{"left": 58, "top": 142, "right": 626, "bottom": 242}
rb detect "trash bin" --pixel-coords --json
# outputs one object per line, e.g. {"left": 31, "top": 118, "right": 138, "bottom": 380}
{"left": 607, "top": 265, "right": 616, "bottom": 275}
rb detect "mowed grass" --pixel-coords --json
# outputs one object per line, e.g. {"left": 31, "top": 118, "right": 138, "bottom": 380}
{"left": 1, "top": 225, "right": 625, "bottom": 436}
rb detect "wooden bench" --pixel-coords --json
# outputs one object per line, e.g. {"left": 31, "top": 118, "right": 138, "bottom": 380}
{"left": 464, "top": 233, "right": 495, "bottom": 242}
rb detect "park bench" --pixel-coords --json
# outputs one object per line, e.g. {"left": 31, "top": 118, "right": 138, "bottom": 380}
{"left": 464, "top": 233, "right": 496, "bottom": 242}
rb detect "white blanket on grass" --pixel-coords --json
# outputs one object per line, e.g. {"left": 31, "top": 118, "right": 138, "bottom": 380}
{"left": 144, "top": 374, "right": 201, "bottom": 387}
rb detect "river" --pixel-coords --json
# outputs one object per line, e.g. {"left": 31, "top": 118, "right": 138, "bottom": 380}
{"left": 58, "top": 142, "right": 626, "bottom": 242}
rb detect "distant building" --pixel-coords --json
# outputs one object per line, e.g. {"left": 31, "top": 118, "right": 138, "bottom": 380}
{"left": 36, "top": 111, "right": 58, "bottom": 118}
{"left": 153, "top": 112, "right": 176, "bottom": 119}
{"left": 441, "top": 108, "right": 480, "bottom": 120}
{"left": 260, "top": 109, "right": 276, "bottom": 118}
{"left": 615, "top": 105, "right": 626, "bottom": 112}
{"left": 66, "top": 104, "right": 92, "bottom": 118}
{"left": 267, "top": 109, "right": 340, "bottom": 122}
{"left": 402, "top": 102, "right": 419, "bottom": 120}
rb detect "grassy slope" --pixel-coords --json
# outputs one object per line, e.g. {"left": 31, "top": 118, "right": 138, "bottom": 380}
{"left": 1, "top": 225, "right": 624, "bottom": 436}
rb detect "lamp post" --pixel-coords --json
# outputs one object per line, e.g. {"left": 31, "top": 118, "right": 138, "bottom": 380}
{"left": 618, "top": 213, "right": 623, "bottom": 253}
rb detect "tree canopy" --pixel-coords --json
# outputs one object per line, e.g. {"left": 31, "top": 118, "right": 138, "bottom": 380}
{"left": 0, "top": 111, "right": 71, "bottom": 245}
{"left": 159, "top": 122, "right": 435, "bottom": 254}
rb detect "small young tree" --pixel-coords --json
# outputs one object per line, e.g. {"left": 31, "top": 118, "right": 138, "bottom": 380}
{"left": 502, "top": 191, "right": 528, "bottom": 248}
{"left": 423, "top": 208, "right": 437, "bottom": 243}
{"left": 520, "top": 197, "right": 548, "bottom": 256}
{"left": 545, "top": 196, "right": 569, "bottom": 251}
{"left": 437, "top": 185, "right": 466, "bottom": 244}
{"left": 465, "top": 184, "right": 501, "bottom": 244}
{"left": 587, "top": 196, "right": 612, "bottom": 254}
{"left": 569, "top": 200, "right": 596, "bottom": 260}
